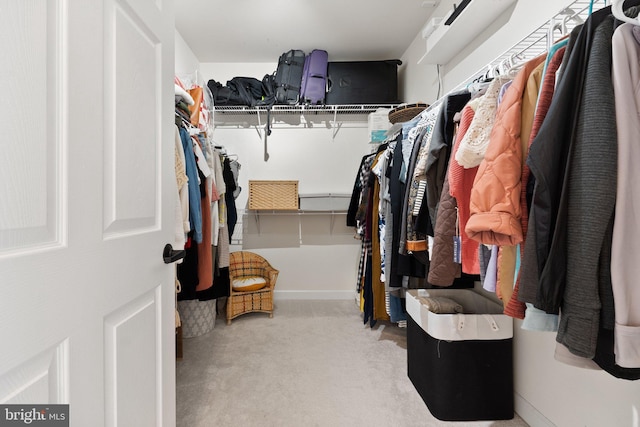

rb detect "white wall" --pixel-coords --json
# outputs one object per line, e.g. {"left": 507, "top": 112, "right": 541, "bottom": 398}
{"left": 400, "top": 1, "right": 640, "bottom": 426}
{"left": 175, "top": 30, "right": 201, "bottom": 85}
{"left": 200, "top": 62, "right": 276, "bottom": 84}
{"left": 211, "top": 123, "right": 369, "bottom": 298}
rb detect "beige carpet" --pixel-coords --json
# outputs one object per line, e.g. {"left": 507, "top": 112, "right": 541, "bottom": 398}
{"left": 176, "top": 299, "right": 529, "bottom": 427}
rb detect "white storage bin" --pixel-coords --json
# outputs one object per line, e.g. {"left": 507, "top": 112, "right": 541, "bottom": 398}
{"left": 298, "top": 193, "right": 351, "bottom": 211}
{"left": 406, "top": 288, "right": 513, "bottom": 341}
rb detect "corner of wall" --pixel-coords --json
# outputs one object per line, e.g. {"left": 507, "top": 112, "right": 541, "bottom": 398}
{"left": 174, "top": 29, "right": 201, "bottom": 84}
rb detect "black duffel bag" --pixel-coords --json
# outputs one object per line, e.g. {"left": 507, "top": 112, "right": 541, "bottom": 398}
{"left": 207, "top": 77, "right": 264, "bottom": 106}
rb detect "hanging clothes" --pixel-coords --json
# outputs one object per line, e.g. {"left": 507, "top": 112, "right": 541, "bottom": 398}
{"left": 448, "top": 102, "right": 481, "bottom": 276}
{"left": 525, "top": 7, "right": 611, "bottom": 315}
{"left": 350, "top": 152, "right": 378, "bottom": 292}
{"left": 178, "top": 126, "right": 203, "bottom": 244}
{"left": 513, "top": 44, "right": 566, "bottom": 321}
{"left": 343, "top": 3, "right": 640, "bottom": 379}
{"left": 424, "top": 91, "right": 471, "bottom": 226}
{"left": 400, "top": 125, "right": 431, "bottom": 264}
{"left": 609, "top": 22, "right": 640, "bottom": 370}
{"left": 427, "top": 151, "right": 461, "bottom": 287}
{"left": 223, "top": 157, "right": 238, "bottom": 242}
{"left": 389, "top": 133, "right": 426, "bottom": 284}
{"left": 369, "top": 152, "right": 390, "bottom": 322}
{"left": 465, "top": 54, "right": 545, "bottom": 309}
{"left": 454, "top": 76, "right": 511, "bottom": 169}
{"left": 174, "top": 127, "right": 189, "bottom": 250}
{"left": 465, "top": 54, "right": 545, "bottom": 248}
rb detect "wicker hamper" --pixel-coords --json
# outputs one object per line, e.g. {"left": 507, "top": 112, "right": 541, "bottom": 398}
{"left": 249, "top": 180, "right": 299, "bottom": 210}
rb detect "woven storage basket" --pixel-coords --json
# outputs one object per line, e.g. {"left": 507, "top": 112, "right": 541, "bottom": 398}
{"left": 388, "top": 102, "right": 429, "bottom": 124}
{"left": 249, "top": 180, "right": 299, "bottom": 210}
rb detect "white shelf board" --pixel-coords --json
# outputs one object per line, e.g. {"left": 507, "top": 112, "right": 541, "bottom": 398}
{"left": 418, "top": 0, "right": 517, "bottom": 65}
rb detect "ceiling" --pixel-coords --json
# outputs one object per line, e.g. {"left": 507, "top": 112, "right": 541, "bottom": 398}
{"left": 175, "top": 0, "right": 451, "bottom": 63}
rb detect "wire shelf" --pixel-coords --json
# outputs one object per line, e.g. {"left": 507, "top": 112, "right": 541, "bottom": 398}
{"left": 214, "top": 104, "right": 397, "bottom": 117}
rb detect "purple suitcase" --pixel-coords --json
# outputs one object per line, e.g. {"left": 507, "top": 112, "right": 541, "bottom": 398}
{"left": 300, "top": 49, "right": 328, "bottom": 105}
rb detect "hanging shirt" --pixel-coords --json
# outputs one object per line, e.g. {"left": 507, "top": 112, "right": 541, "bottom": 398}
{"left": 179, "top": 126, "right": 202, "bottom": 243}
{"left": 611, "top": 23, "right": 640, "bottom": 369}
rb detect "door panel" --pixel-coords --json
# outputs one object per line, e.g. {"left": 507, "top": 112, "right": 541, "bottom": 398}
{"left": 0, "top": 0, "right": 64, "bottom": 253}
{"left": 105, "top": 0, "right": 160, "bottom": 236}
{"left": 0, "top": 0, "right": 175, "bottom": 425}
{"left": 0, "top": 341, "right": 69, "bottom": 404}
{"left": 105, "top": 288, "right": 161, "bottom": 427}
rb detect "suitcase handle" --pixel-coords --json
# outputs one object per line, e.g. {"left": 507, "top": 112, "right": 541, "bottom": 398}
{"left": 327, "top": 76, "right": 332, "bottom": 93}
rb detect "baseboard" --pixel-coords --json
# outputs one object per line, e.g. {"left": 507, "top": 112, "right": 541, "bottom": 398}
{"left": 274, "top": 290, "right": 356, "bottom": 300}
{"left": 514, "top": 393, "right": 556, "bottom": 427}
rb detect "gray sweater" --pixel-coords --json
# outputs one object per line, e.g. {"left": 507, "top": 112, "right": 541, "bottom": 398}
{"left": 555, "top": 16, "right": 617, "bottom": 359}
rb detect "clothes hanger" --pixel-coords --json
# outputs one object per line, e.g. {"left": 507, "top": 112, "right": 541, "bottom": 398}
{"left": 497, "top": 56, "right": 512, "bottom": 76}
{"left": 467, "top": 79, "right": 492, "bottom": 96}
{"left": 612, "top": 0, "right": 640, "bottom": 24}
{"left": 175, "top": 111, "right": 201, "bottom": 135}
{"left": 500, "top": 52, "right": 525, "bottom": 76}
{"left": 546, "top": 18, "right": 567, "bottom": 51}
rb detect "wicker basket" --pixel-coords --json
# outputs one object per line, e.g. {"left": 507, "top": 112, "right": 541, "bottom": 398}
{"left": 249, "top": 180, "right": 299, "bottom": 210}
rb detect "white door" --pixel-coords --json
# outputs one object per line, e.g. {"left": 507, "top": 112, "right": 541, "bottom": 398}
{"left": 0, "top": 0, "right": 176, "bottom": 425}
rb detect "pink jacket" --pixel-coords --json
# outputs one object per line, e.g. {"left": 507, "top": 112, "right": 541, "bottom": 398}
{"left": 465, "top": 55, "right": 546, "bottom": 246}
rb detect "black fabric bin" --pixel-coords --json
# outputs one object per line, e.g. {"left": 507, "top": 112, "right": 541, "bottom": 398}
{"left": 406, "top": 289, "right": 514, "bottom": 421}
{"left": 326, "top": 60, "right": 401, "bottom": 104}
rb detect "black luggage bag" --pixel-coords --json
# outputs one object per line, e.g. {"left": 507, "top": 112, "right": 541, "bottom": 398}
{"left": 326, "top": 60, "right": 402, "bottom": 105}
{"left": 274, "top": 49, "right": 306, "bottom": 104}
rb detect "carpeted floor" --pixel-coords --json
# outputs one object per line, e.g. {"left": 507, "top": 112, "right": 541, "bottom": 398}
{"left": 176, "top": 299, "right": 529, "bottom": 427}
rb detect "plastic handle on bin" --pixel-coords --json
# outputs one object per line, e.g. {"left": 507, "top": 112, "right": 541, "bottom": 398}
{"left": 484, "top": 314, "right": 500, "bottom": 332}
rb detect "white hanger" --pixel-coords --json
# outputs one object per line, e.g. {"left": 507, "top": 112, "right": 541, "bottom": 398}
{"left": 612, "top": 0, "right": 640, "bottom": 24}
{"left": 547, "top": 18, "right": 565, "bottom": 51}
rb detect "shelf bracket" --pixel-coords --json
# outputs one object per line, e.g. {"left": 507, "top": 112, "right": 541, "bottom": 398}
{"left": 331, "top": 108, "right": 343, "bottom": 140}
{"left": 254, "top": 109, "right": 263, "bottom": 140}
{"left": 253, "top": 211, "right": 261, "bottom": 235}
{"left": 263, "top": 127, "right": 270, "bottom": 161}
{"left": 330, "top": 212, "right": 336, "bottom": 235}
